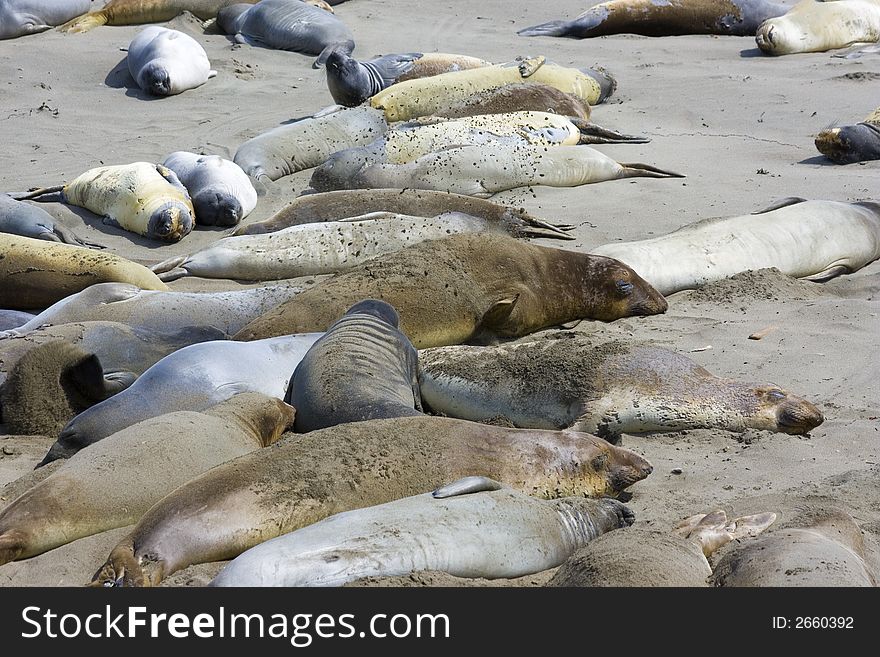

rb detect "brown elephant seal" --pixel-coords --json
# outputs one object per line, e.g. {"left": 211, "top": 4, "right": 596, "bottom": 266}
{"left": 815, "top": 107, "right": 880, "bottom": 164}
{"left": 286, "top": 300, "right": 421, "bottom": 432}
{"left": 0, "top": 193, "right": 103, "bottom": 248}
{"left": 0, "top": 393, "right": 293, "bottom": 566}
{"left": 519, "top": 0, "right": 788, "bottom": 38}
{"left": 0, "top": 234, "right": 167, "bottom": 311}
{"left": 60, "top": 0, "right": 260, "bottom": 33}
{"left": 90, "top": 415, "right": 653, "bottom": 586}
{"left": 418, "top": 332, "right": 825, "bottom": 441}
{"left": 233, "top": 233, "right": 668, "bottom": 348}
{"left": 428, "top": 83, "right": 594, "bottom": 120}
{"left": 756, "top": 0, "right": 880, "bottom": 55}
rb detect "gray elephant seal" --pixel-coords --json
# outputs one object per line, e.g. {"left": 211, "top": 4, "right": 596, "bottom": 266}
{"left": 233, "top": 233, "right": 668, "bottom": 348}
{"left": 0, "top": 393, "right": 292, "bottom": 565}
{"left": 815, "top": 107, "right": 880, "bottom": 164}
{"left": 37, "top": 333, "right": 320, "bottom": 466}
{"left": 127, "top": 26, "right": 216, "bottom": 96}
{"left": 0, "top": 0, "right": 89, "bottom": 39}
{"left": 286, "top": 300, "right": 421, "bottom": 432}
{"left": 0, "top": 310, "right": 34, "bottom": 331}
{"left": 0, "top": 194, "right": 103, "bottom": 248}
{"left": 162, "top": 152, "right": 257, "bottom": 226}
{"left": 91, "top": 419, "right": 649, "bottom": 586}
{"left": 211, "top": 478, "right": 634, "bottom": 586}
{"left": 418, "top": 332, "right": 825, "bottom": 441}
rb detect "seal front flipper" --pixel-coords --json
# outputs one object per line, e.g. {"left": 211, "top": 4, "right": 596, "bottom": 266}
{"left": 10, "top": 185, "right": 65, "bottom": 201}
{"left": 432, "top": 476, "right": 503, "bottom": 498}
{"left": 802, "top": 264, "right": 850, "bottom": 282}
{"left": 751, "top": 197, "right": 808, "bottom": 214}
{"left": 619, "top": 163, "right": 686, "bottom": 179}
{"left": 470, "top": 295, "right": 520, "bottom": 344}
{"left": 155, "top": 164, "right": 189, "bottom": 197}
{"left": 516, "top": 55, "right": 546, "bottom": 77}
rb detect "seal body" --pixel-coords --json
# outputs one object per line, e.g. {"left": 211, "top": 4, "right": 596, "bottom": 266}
{"left": 427, "top": 83, "right": 593, "bottom": 120}
{"left": 0, "top": 393, "right": 293, "bottom": 565}
{"left": 815, "top": 108, "right": 880, "bottom": 164}
{"left": 0, "top": 193, "right": 101, "bottom": 248}
{"left": 756, "top": 0, "right": 880, "bottom": 55}
{"left": 211, "top": 484, "right": 634, "bottom": 586}
{"left": 286, "top": 300, "right": 422, "bottom": 432}
{"left": 0, "top": 310, "right": 33, "bottom": 331}
{"left": 90, "top": 417, "right": 650, "bottom": 586}
{"left": 0, "top": 0, "right": 89, "bottom": 39}
{"left": 127, "top": 26, "right": 216, "bottom": 96}
{"left": 60, "top": 0, "right": 259, "bottom": 33}
{"left": 518, "top": 0, "right": 788, "bottom": 38}
{"left": 591, "top": 199, "right": 880, "bottom": 294}
{"left": 161, "top": 152, "right": 256, "bottom": 226}
{"left": 418, "top": 334, "right": 824, "bottom": 440}
{"left": 233, "top": 233, "right": 668, "bottom": 348}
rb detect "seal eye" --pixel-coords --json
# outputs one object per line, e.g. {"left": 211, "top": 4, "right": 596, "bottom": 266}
{"left": 616, "top": 281, "right": 634, "bottom": 295}
{"left": 767, "top": 390, "right": 786, "bottom": 401}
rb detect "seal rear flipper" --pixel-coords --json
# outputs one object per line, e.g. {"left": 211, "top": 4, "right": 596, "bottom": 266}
{"left": 151, "top": 254, "right": 190, "bottom": 275}
{"left": 516, "top": 55, "right": 546, "bottom": 77}
{"left": 751, "top": 197, "right": 809, "bottom": 214}
{"left": 802, "top": 264, "right": 851, "bottom": 283}
{"left": 314, "top": 40, "right": 356, "bottom": 69}
{"left": 517, "top": 20, "right": 574, "bottom": 38}
{"left": 9, "top": 185, "right": 65, "bottom": 201}
{"left": 91, "top": 544, "right": 151, "bottom": 587}
{"left": 570, "top": 119, "right": 650, "bottom": 145}
{"left": 618, "top": 163, "right": 686, "bottom": 179}
{"left": 52, "top": 223, "right": 106, "bottom": 249}
{"left": 59, "top": 12, "right": 108, "bottom": 34}
{"left": 432, "top": 476, "right": 503, "bottom": 498}
{"left": 63, "top": 353, "right": 135, "bottom": 403}
{"left": 470, "top": 295, "right": 520, "bottom": 344}
{"left": 727, "top": 512, "right": 777, "bottom": 540}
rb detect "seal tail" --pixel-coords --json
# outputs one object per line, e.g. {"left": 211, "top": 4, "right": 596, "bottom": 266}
{"left": 9, "top": 185, "right": 64, "bottom": 201}
{"left": 571, "top": 119, "right": 650, "bottom": 145}
{"left": 58, "top": 12, "right": 108, "bottom": 34}
{"left": 519, "top": 218, "right": 576, "bottom": 240}
{"left": 618, "top": 163, "right": 686, "bottom": 179}
{"left": 517, "top": 20, "right": 573, "bottom": 38}
{"left": 52, "top": 224, "right": 106, "bottom": 249}
{"left": 313, "top": 40, "right": 355, "bottom": 69}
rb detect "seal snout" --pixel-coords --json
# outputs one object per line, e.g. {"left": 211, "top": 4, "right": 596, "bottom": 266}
{"left": 776, "top": 397, "right": 825, "bottom": 435}
{"left": 193, "top": 191, "right": 243, "bottom": 227}
{"left": 149, "top": 206, "right": 194, "bottom": 242}
{"left": 815, "top": 124, "right": 880, "bottom": 164}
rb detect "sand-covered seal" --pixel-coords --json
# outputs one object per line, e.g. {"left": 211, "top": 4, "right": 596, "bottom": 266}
{"left": 518, "top": 0, "right": 788, "bottom": 38}
{"left": 60, "top": 0, "right": 260, "bottom": 33}
{"left": 0, "top": 393, "right": 292, "bottom": 566}
{"left": 0, "top": 193, "right": 103, "bottom": 248}
{"left": 161, "top": 152, "right": 257, "bottom": 226}
{"left": 0, "top": 234, "right": 167, "bottom": 311}
{"left": 38, "top": 333, "right": 320, "bottom": 465}
{"left": 0, "top": 0, "right": 89, "bottom": 39}
{"left": 211, "top": 478, "right": 634, "bottom": 586}
{"left": 418, "top": 332, "right": 825, "bottom": 441}
{"left": 815, "top": 107, "right": 880, "bottom": 164}
{"left": 127, "top": 26, "right": 216, "bottom": 96}
{"left": 286, "top": 300, "right": 421, "bottom": 431}
{"left": 756, "top": 0, "right": 880, "bottom": 55}
{"left": 591, "top": 198, "right": 880, "bottom": 295}
{"left": 427, "top": 83, "right": 594, "bottom": 120}
{"left": 233, "top": 233, "right": 668, "bottom": 347}
{"left": 91, "top": 416, "right": 652, "bottom": 586}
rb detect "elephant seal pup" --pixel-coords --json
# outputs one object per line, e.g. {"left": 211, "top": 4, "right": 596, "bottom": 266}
{"left": 233, "top": 233, "right": 668, "bottom": 348}
{"left": 286, "top": 300, "right": 421, "bottom": 432}
{"left": 418, "top": 333, "right": 825, "bottom": 441}
{"left": 756, "top": 0, "right": 880, "bottom": 55}
{"left": 0, "top": 393, "right": 293, "bottom": 565}
{"left": 0, "top": 310, "right": 34, "bottom": 331}
{"left": 429, "top": 83, "right": 594, "bottom": 120}
{"left": 0, "top": 194, "right": 103, "bottom": 248}
{"left": 0, "top": 0, "right": 88, "bottom": 39}
{"left": 234, "top": 188, "right": 572, "bottom": 238}
{"left": 60, "top": 0, "right": 260, "bottom": 32}
{"left": 591, "top": 199, "right": 880, "bottom": 295}
{"left": 17, "top": 162, "right": 194, "bottom": 243}
{"left": 217, "top": 0, "right": 354, "bottom": 57}
{"left": 815, "top": 107, "right": 880, "bottom": 164}
{"left": 211, "top": 479, "right": 634, "bottom": 586}
{"left": 162, "top": 152, "right": 256, "bottom": 226}
{"left": 518, "top": 0, "right": 788, "bottom": 38}
{"left": 91, "top": 417, "right": 651, "bottom": 586}
{"left": 233, "top": 105, "right": 387, "bottom": 181}
{"left": 0, "top": 234, "right": 167, "bottom": 311}
{"left": 127, "top": 26, "right": 216, "bottom": 96}
{"left": 38, "top": 333, "right": 320, "bottom": 465}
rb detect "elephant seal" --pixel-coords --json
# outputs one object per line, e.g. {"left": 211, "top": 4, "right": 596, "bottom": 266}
{"left": 0, "top": 234, "right": 167, "bottom": 311}
{"left": 0, "top": 193, "right": 103, "bottom": 248}
{"left": 815, "top": 107, "right": 880, "bottom": 164}
{"left": 233, "top": 105, "right": 387, "bottom": 181}
{"left": 91, "top": 416, "right": 651, "bottom": 586}
{"left": 211, "top": 478, "right": 634, "bottom": 586}
{"left": 60, "top": 0, "right": 260, "bottom": 33}
{"left": 127, "top": 26, "right": 216, "bottom": 96}
{"left": 38, "top": 333, "right": 320, "bottom": 465}
{"left": 428, "top": 83, "right": 594, "bottom": 120}
{"left": 286, "top": 300, "right": 421, "bottom": 432}
{"left": 0, "top": 0, "right": 89, "bottom": 39}
{"left": 17, "top": 162, "right": 194, "bottom": 243}
{"left": 518, "top": 0, "right": 788, "bottom": 38}
{"left": 756, "top": 0, "right": 880, "bottom": 55}
{"left": 217, "top": 0, "right": 354, "bottom": 57}
{"left": 324, "top": 49, "right": 491, "bottom": 107}
{"left": 1, "top": 282, "right": 301, "bottom": 338}
{"left": 161, "top": 152, "right": 256, "bottom": 226}
{"left": 0, "top": 393, "right": 292, "bottom": 565}
{"left": 0, "top": 310, "right": 33, "bottom": 331}
{"left": 233, "top": 188, "right": 572, "bottom": 239}
{"left": 233, "top": 233, "right": 669, "bottom": 348}
{"left": 591, "top": 198, "right": 880, "bottom": 295}
{"left": 418, "top": 332, "right": 825, "bottom": 441}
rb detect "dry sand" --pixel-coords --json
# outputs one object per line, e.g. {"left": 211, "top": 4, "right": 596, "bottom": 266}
{"left": 0, "top": 0, "right": 878, "bottom": 586}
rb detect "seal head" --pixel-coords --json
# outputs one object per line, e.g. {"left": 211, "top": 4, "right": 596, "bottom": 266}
{"left": 589, "top": 256, "right": 668, "bottom": 320}
{"left": 138, "top": 61, "right": 172, "bottom": 96}
{"left": 191, "top": 190, "right": 244, "bottom": 227}
{"left": 147, "top": 203, "right": 193, "bottom": 242}
{"left": 325, "top": 48, "right": 373, "bottom": 106}
{"left": 815, "top": 123, "right": 880, "bottom": 164}
{"left": 345, "top": 299, "right": 401, "bottom": 328}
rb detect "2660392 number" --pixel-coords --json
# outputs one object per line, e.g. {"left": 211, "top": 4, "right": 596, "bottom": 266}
{"left": 795, "top": 617, "right": 853, "bottom": 629}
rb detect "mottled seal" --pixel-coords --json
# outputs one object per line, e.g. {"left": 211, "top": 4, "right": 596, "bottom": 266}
{"left": 756, "top": 0, "right": 880, "bottom": 55}
{"left": 162, "top": 152, "right": 257, "bottom": 226}
{"left": 91, "top": 416, "right": 651, "bottom": 586}
{"left": 815, "top": 107, "right": 880, "bottom": 164}
{"left": 0, "top": 0, "right": 88, "bottom": 39}
{"left": 127, "top": 26, "right": 216, "bottom": 96}
{"left": 17, "top": 162, "right": 195, "bottom": 243}
{"left": 0, "top": 234, "right": 167, "bottom": 311}
{"left": 0, "top": 393, "right": 292, "bottom": 565}
{"left": 426, "top": 83, "right": 594, "bottom": 120}
{"left": 418, "top": 333, "right": 825, "bottom": 441}
{"left": 286, "top": 300, "right": 421, "bottom": 432}
{"left": 38, "top": 333, "right": 320, "bottom": 465}
{"left": 518, "top": 0, "right": 788, "bottom": 38}
{"left": 233, "top": 233, "right": 668, "bottom": 347}
{"left": 0, "top": 193, "right": 103, "bottom": 248}
{"left": 0, "top": 310, "right": 34, "bottom": 331}
{"left": 591, "top": 198, "right": 880, "bottom": 295}
{"left": 60, "top": 0, "right": 260, "bottom": 33}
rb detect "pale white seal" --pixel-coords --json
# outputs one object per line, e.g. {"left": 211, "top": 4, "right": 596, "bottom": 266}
{"left": 127, "top": 26, "right": 216, "bottom": 96}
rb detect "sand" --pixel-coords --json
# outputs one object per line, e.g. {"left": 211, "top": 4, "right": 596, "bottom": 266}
{"left": 0, "top": 0, "right": 878, "bottom": 586}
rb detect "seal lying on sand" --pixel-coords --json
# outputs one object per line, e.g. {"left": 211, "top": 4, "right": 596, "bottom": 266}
{"left": 518, "top": 0, "right": 788, "bottom": 38}
{"left": 60, "top": 0, "right": 260, "bottom": 33}
{"left": 127, "top": 26, "right": 216, "bottom": 97}
{"left": 91, "top": 416, "right": 651, "bottom": 586}
{"left": 37, "top": 333, "right": 320, "bottom": 465}
{"left": 418, "top": 333, "right": 825, "bottom": 441}
{"left": 0, "top": 393, "right": 292, "bottom": 566}
{"left": 0, "top": 194, "right": 103, "bottom": 248}
{"left": 0, "top": 310, "right": 34, "bottom": 331}
{"left": 211, "top": 478, "right": 634, "bottom": 586}
{"left": 756, "top": 0, "right": 880, "bottom": 55}
{"left": 815, "top": 107, "right": 880, "bottom": 164}
{"left": 162, "top": 152, "right": 257, "bottom": 226}
{"left": 233, "top": 233, "right": 668, "bottom": 347}
{"left": 0, "top": 0, "right": 89, "bottom": 39}
{"left": 591, "top": 198, "right": 880, "bottom": 295}
{"left": 429, "top": 83, "right": 594, "bottom": 120}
